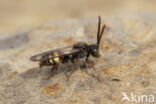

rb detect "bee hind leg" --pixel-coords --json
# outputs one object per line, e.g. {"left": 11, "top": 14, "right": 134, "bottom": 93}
{"left": 43, "top": 63, "right": 59, "bottom": 80}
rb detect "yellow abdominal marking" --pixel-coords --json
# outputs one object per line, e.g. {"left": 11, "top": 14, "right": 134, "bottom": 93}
{"left": 49, "top": 59, "right": 53, "bottom": 63}
{"left": 54, "top": 52, "right": 59, "bottom": 56}
{"left": 54, "top": 57, "right": 59, "bottom": 62}
{"left": 52, "top": 52, "right": 59, "bottom": 62}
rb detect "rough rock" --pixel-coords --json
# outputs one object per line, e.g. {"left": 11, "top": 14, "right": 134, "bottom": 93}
{"left": 0, "top": 14, "right": 156, "bottom": 104}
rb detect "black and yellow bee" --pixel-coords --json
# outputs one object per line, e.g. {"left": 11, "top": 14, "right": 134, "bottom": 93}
{"left": 30, "top": 16, "right": 106, "bottom": 81}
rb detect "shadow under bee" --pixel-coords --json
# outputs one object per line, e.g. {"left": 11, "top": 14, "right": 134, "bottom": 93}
{"left": 20, "top": 59, "right": 94, "bottom": 82}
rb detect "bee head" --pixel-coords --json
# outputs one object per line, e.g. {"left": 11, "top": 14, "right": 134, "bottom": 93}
{"left": 89, "top": 44, "right": 100, "bottom": 57}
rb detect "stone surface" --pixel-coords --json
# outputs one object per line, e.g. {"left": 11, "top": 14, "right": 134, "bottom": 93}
{"left": 0, "top": 14, "right": 156, "bottom": 104}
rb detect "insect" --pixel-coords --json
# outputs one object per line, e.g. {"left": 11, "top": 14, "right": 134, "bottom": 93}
{"left": 30, "top": 16, "right": 106, "bottom": 81}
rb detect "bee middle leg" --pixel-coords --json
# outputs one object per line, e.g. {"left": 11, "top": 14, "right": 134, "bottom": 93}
{"left": 43, "top": 63, "right": 59, "bottom": 80}
{"left": 67, "top": 58, "right": 77, "bottom": 81}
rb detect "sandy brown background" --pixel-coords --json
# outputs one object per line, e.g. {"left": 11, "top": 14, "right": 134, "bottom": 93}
{"left": 0, "top": 1, "right": 156, "bottom": 104}
{"left": 0, "top": 0, "right": 156, "bottom": 34}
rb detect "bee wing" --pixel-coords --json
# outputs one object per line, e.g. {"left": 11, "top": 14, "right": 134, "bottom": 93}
{"left": 30, "top": 46, "right": 80, "bottom": 61}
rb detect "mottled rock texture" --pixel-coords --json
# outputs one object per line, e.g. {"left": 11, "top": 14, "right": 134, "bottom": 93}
{"left": 0, "top": 14, "right": 156, "bottom": 104}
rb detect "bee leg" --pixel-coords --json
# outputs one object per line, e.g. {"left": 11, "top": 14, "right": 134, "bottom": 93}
{"left": 86, "top": 60, "right": 102, "bottom": 82}
{"left": 85, "top": 53, "right": 90, "bottom": 61}
{"left": 67, "top": 58, "right": 77, "bottom": 81}
{"left": 43, "top": 63, "right": 59, "bottom": 80}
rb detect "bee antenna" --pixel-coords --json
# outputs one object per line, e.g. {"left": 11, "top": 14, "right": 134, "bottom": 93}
{"left": 98, "top": 24, "right": 106, "bottom": 45}
{"left": 97, "top": 16, "right": 101, "bottom": 45}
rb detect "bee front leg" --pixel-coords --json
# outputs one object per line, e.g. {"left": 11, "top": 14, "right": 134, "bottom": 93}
{"left": 86, "top": 60, "right": 102, "bottom": 82}
{"left": 85, "top": 53, "right": 90, "bottom": 61}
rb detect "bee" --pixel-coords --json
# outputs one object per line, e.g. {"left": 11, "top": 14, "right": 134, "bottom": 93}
{"left": 30, "top": 16, "right": 106, "bottom": 81}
